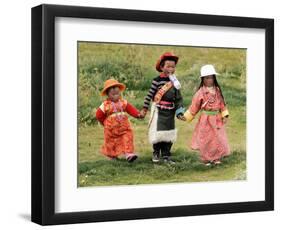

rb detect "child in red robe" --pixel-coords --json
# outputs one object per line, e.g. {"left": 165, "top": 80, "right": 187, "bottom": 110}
{"left": 96, "top": 79, "right": 142, "bottom": 162}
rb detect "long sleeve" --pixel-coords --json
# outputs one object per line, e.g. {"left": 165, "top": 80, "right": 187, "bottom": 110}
{"left": 96, "top": 107, "right": 106, "bottom": 125}
{"left": 174, "top": 89, "right": 185, "bottom": 117}
{"left": 143, "top": 79, "right": 158, "bottom": 110}
{"left": 184, "top": 90, "right": 203, "bottom": 122}
{"left": 126, "top": 102, "right": 140, "bottom": 118}
{"left": 219, "top": 93, "right": 229, "bottom": 117}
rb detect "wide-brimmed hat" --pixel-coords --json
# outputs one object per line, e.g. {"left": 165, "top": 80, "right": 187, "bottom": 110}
{"left": 100, "top": 79, "right": 126, "bottom": 96}
{"left": 200, "top": 64, "right": 220, "bottom": 78}
{"left": 155, "top": 52, "right": 179, "bottom": 72}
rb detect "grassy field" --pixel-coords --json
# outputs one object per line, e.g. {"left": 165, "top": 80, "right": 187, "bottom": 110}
{"left": 78, "top": 42, "right": 247, "bottom": 187}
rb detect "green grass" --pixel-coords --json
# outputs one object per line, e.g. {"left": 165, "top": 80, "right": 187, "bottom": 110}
{"left": 77, "top": 42, "right": 246, "bottom": 187}
{"left": 78, "top": 106, "right": 246, "bottom": 187}
{"left": 79, "top": 149, "right": 246, "bottom": 186}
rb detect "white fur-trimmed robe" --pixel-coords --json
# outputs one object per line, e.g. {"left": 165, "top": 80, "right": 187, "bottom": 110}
{"left": 148, "top": 102, "right": 177, "bottom": 144}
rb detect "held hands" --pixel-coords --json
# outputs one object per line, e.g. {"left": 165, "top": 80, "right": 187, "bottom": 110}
{"left": 177, "top": 114, "right": 186, "bottom": 121}
{"left": 138, "top": 113, "right": 145, "bottom": 119}
{"left": 138, "top": 108, "right": 148, "bottom": 119}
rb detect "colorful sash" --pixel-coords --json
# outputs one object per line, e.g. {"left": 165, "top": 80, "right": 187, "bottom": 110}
{"left": 153, "top": 81, "right": 173, "bottom": 104}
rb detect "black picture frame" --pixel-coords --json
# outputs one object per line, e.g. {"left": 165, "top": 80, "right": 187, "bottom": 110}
{"left": 31, "top": 4, "right": 274, "bottom": 225}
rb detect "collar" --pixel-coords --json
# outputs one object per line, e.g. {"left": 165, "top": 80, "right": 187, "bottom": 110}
{"left": 203, "top": 85, "right": 217, "bottom": 94}
{"left": 159, "top": 72, "right": 169, "bottom": 78}
{"left": 107, "top": 98, "right": 121, "bottom": 102}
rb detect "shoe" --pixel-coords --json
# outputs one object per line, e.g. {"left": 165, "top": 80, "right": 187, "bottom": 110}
{"left": 163, "top": 157, "right": 176, "bottom": 164}
{"left": 152, "top": 151, "right": 160, "bottom": 163}
{"left": 152, "top": 155, "right": 160, "bottom": 163}
{"left": 214, "top": 160, "right": 221, "bottom": 165}
{"left": 126, "top": 153, "right": 138, "bottom": 163}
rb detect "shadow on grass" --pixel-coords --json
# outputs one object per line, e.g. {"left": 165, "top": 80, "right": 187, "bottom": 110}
{"left": 78, "top": 149, "right": 246, "bottom": 187}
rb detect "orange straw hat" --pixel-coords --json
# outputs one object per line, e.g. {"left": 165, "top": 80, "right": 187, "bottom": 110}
{"left": 155, "top": 52, "right": 179, "bottom": 72}
{"left": 100, "top": 79, "right": 126, "bottom": 96}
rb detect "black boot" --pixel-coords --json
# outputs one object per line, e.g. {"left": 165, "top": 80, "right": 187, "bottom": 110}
{"left": 162, "top": 142, "right": 175, "bottom": 164}
{"left": 152, "top": 143, "right": 161, "bottom": 163}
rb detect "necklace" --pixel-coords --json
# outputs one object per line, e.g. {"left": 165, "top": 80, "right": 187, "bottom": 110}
{"left": 111, "top": 100, "right": 125, "bottom": 121}
{"left": 205, "top": 86, "right": 216, "bottom": 104}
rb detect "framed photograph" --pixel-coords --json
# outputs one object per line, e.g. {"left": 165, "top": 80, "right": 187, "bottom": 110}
{"left": 31, "top": 4, "right": 274, "bottom": 225}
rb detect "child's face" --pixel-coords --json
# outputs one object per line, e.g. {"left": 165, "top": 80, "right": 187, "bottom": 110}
{"left": 160, "top": 60, "right": 176, "bottom": 75}
{"left": 203, "top": 75, "right": 214, "bottom": 87}
{"left": 107, "top": 86, "right": 120, "bottom": 102}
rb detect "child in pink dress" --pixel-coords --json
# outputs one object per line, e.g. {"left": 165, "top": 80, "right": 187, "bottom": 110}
{"left": 184, "top": 65, "right": 230, "bottom": 165}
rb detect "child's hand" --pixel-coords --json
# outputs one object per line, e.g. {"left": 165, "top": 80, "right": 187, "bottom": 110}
{"left": 138, "top": 113, "right": 145, "bottom": 119}
{"left": 222, "top": 116, "right": 229, "bottom": 124}
{"left": 139, "top": 109, "right": 147, "bottom": 118}
{"left": 177, "top": 114, "right": 186, "bottom": 121}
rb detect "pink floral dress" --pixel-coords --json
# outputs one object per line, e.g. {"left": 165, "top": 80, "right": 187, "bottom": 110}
{"left": 184, "top": 86, "right": 230, "bottom": 162}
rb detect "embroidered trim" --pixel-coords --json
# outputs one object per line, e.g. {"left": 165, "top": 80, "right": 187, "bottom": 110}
{"left": 221, "top": 109, "right": 229, "bottom": 117}
{"left": 176, "top": 107, "right": 185, "bottom": 116}
{"left": 184, "top": 110, "right": 194, "bottom": 123}
{"left": 154, "top": 81, "right": 173, "bottom": 104}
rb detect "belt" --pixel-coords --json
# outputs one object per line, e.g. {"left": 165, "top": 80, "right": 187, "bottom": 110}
{"left": 157, "top": 101, "right": 175, "bottom": 110}
{"left": 108, "top": 112, "right": 126, "bottom": 117}
{"left": 159, "top": 100, "right": 173, "bottom": 105}
{"left": 201, "top": 110, "right": 219, "bottom": 115}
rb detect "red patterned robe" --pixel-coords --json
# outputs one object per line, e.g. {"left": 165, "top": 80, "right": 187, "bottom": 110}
{"left": 184, "top": 86, "right": 230, "bottom": 162}
{"left": 96, "top": 98, "right": 140, "bottom": 158}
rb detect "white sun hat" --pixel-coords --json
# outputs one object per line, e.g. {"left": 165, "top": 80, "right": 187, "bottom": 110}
{"left": 200, "top": 64, "right": 220, "bottom": 78}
